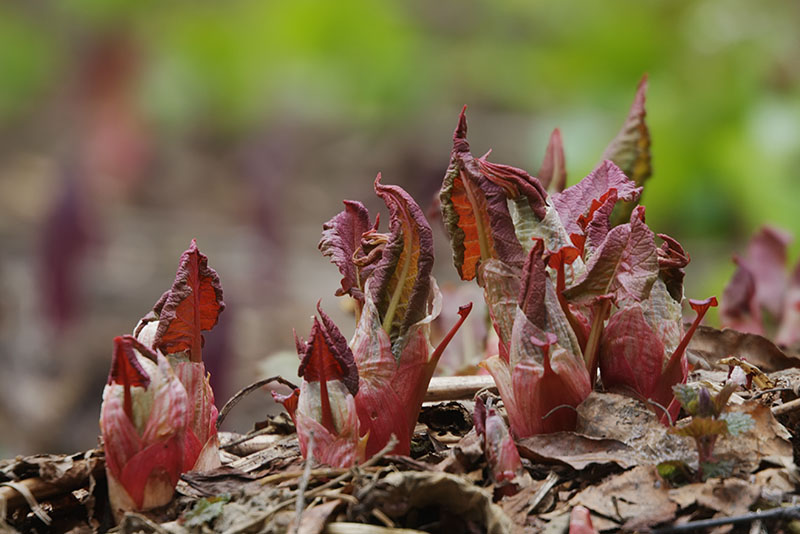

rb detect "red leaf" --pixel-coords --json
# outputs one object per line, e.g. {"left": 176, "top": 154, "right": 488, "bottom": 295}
{"left": 603, "top": 75, "right": 652, "bottom": 225}
{"left": 298, "top": 304, "right": 359, "bottom": 396}
{"left": 721, "top": 226, "right": 790, "bottom": 330}
{"left": 319, "top": 200, "right": 375, "bottom": 304}
{"left": 538, "top": 128, "right": 566, "bottom": 192}
{"left": 551, "top": 160, "right": 641, "bottom": 238}
{"left": 440, "top": 107, "right": 543, "bottom": 280}
{"left": 519, "top": 240, "right": 547, "bottom": 328}
{"left": 369, "top": 176, "right": 435, "bottom": 347}
{"left": 563, "top": 206, "right": 658, "bottom": 306}
{"left": 108, "top": 335, "right": 151, "bottom": 421}
{"left": 151, "top": 240, "right": 225, "bottom": 362}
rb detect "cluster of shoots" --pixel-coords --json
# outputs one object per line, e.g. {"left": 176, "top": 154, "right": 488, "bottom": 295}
{"left": 100, "top": 76, "right": 738, "bottom": 520}
{"left": 439, "top": 76, "right": 717, "bottom": 437}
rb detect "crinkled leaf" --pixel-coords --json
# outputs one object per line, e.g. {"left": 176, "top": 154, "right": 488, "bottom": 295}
{"left": 439, "top": 107, "right": 536, "bottom": 279}
{"left": 551, "top": 160, "right": 641, "bottom": 238}
{"left": 297, "top": 304, "right": 359, "bottom": 396}
{"left": 700, "top": 459, "right": 735, "bottom": 480}
{"left": 656, "top": 234, "right": 690, "bottom": 302}
{"left": 604, "top": 76, "right": 651, "bottom": 226}
{"left": 671, "top": 417, "right": 728, "bottom": 439}
{"left": 108, "top": 335, "right": 152, "bottom": 422}
{"left": 108, "top": 336, "right": 151, "bottom": 389}
{"left": 369, "top": 176, "right": 434, "bottom": 348}
{"left": 720, "top": 412, "right": 754, "bottom": 436}
{"left": 150, "top": 240, "right": 225, "bottom": 362}
{"left": 582, "top": 189, "right": 618, "bottom": 253}
{"left": 537, "top": 128, "right": 566, "bottom": 192}
{"left": 319, "top": 200, "right": 374, "bottom": 303}
{"left": 563, "top": 206, "right": 658, "bottom": 305}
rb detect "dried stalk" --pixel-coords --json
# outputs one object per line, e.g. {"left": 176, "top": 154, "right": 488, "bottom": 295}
{"left": 424, "top": 376, "right": 496, "bottom": 402}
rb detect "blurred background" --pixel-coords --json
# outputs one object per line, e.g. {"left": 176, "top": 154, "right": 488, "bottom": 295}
{"left": 0, "top": 0, "right": 799, "bottom": 457}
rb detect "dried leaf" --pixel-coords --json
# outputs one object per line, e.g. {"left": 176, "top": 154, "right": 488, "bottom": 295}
{"left": 361, "top": 470, "right": 514, "bottom": 534}
{"left": 567, "top": 465, "right": 677, "bottom": 530}
{"left": 517, "top": 432, "right": 637, "bottom": 469}
{"left": 688, "top": 325, "right": 800, "bottom": 372}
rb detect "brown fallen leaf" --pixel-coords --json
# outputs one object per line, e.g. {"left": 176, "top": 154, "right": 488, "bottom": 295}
{"left": 688, "top": 325, "right": 800, "bottom": 372}
{"left": 713, "top": 402, "right": 793, "bottom": 473}
{"left": 565, "top": 465, "right": 677, "bottom": 531}
{"left": 296, "top": 499, "right": 343, "bottom": 534}
{"left": 499, "top": 472, "right": 559, "bottom": 526}
{"left": 517, "top": 433, "right": 638, "bottom": 470}
{"left": 668, "top": 477, "right": 761, "bottom": 516}
{"left": 179, "top": 466, "right": 261, "bottom": 499}
{"left": 576, "top": 393, "right": 694, "bottom": 465}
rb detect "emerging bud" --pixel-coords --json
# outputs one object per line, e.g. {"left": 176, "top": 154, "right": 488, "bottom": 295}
{"left": 474, "top": 396, "right": 523, "bottom": 487}
{"left": 134, "top": 239, "right": 225, "bottom": 472}
{"left": 100, "top": 336, "right": 189, "bottom": 521}
{"left": 276, "top": 305, "right": 365, "bottom": 467}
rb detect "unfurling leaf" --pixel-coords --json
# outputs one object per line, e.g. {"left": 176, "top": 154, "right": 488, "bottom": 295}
{"left": 369, "top": 175, "right": 434, "bottom": 348}
{"left": 656, "top": 234, "right": 690, "bottom": 301}
{"left": 474, "top": 396, "right": 523, "bottom": 485}
{"left": 551, "top": 160, "right": 641, "bottom": 239}
{"left": 100, "top": 336, "right": 189, "bottom": 521}
{"left": 144, "top": 239, "right": 225, "bottom": 363}
{"left": 287, "top": 306, "right": 364, "bottom": 467}
{"left": 604, "top": 75, "right": 651, "bottom": 226}
{"left": 319, "top": 200, "right": 376, "bottom": 305}
{"left": 135, "top": 240, "right": 224, "bottom": 473}
{"left": 671, "top": 417, "right": 729, "bottom": 439}
{"left": 440, "top": 107, "right": 546, "bottom": 280}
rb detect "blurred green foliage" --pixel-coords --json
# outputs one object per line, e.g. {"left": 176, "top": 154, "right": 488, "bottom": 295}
{"left": 3, "top": 0, "right": 800, "bottom": 303}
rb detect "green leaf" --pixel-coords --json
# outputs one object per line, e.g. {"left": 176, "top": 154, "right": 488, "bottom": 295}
{"left": 183, "top": 494, "right": 231, "bottom": 528}
{"left": 701, "top": 459, "right": 735, "bottom": 480}
{"left": 657, "top": 460, "right": 692, "bottom": 485}
{"left": 720, "top": 412, "right": 754, "bottom": 436}
{"left": 671, "top": 417, "right": 728, "bottom": 438}
{"left": 672, "top": 384, "right": 697, "bottom": 413}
